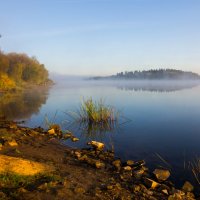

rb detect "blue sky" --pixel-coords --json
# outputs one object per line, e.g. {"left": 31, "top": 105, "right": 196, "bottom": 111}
{"left": 0, "top": 0, "right": 200, "bottom": 76}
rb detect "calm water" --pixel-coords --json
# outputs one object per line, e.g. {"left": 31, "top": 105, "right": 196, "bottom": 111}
{"left": 1, "top": 80, "right": 200, "bottom": 188}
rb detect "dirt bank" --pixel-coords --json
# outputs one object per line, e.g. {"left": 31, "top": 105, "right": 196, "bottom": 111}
{"left": 0, "top": 119, "right": 198, "bottom": 200}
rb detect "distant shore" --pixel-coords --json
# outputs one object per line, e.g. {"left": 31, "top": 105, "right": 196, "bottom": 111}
{"left": 90, "top": 69, "right": 200, "bottom": 81}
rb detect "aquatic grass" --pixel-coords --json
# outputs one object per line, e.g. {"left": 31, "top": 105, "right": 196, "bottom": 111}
{"left": 189, "top": 156, "right": 200, "bottom": 184}
{"left": 64, "top": 98, "right": 120, "bottom": 146}
{"left": 44, "top": 110, "right": 59, "bottom": 129}
{"left": 70, "top": 98, "right": 119, "bottom": 124}
{"left": 154, "top": 153, "right": 172, "bottom": 170}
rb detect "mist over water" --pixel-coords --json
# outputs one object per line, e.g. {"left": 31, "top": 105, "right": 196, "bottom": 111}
{"left": 51, "top": 74, "right": 200, "bottom": 92}
{"left": 2, "top": 77, "right": 200, "bottom": 188}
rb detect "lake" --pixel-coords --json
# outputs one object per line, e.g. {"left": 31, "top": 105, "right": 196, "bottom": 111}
{"left": 1, "top": 79, "right": 200, "bottom": 188}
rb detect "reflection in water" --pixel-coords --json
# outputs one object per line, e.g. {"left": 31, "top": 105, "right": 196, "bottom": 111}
{"left": 113, "top": 80, "right": 200, "bottom": 92}
{"left": 65, "top": 119, "right": 120, "bottom": 151}
{"left": 0, "top": 87, "right": 50, "bottom": 120}
{"left": 15, "top": 80, "right": 200, "bottom": 189}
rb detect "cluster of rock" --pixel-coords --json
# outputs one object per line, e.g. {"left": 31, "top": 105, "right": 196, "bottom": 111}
{"left": 45, "top": 124, "right": 197, "bottom": 199}
{"left": 47, "top": 124, "right": 79, "bottom": 142}
{"left": 69, "top": 141, "right": 196, "bottom": 200}
{"left": 0, "top": 120, "right": 198, "bottom": 199}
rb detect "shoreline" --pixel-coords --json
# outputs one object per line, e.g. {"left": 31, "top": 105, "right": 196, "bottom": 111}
{"left": 0, "top": 119, "right": 198, "bottom": 199}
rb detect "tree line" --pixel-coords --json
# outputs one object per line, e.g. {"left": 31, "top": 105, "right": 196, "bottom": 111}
{"left": 114, "top": 69, "right": 200, "bottom": 80}
{"left": 0, "top": 51, "right": 51, "bottom": 90}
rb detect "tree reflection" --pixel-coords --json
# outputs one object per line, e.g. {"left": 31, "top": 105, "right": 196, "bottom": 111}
{"left": 116, "top": 81, "right": 200, "bottom": 92}
{"left": 0, "top": 87, "right": 49, "bottom": 120}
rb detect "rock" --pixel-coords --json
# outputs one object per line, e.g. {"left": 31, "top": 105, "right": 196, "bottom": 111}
{"left": 48, "top": 128, "right": 55, "bottom": 135}
{"left": 168, "top": 193, "right": 182, "bottom": 200}
{"left": 144, "top": 189, "right": 153, "bottom": 196}
{"left": 50, "top": 124, "right": 61, "bottom": 133}
{"left": 159, "top": 184, "right": 171, "bottom": 194}
{"left": 123, "top": 166, "right": 132, "bottom": 171}
{"left": 95, "top": 160, "right": 105, "bottom": 169}
{"left": 153, "top": 169, "right": 170, "bottom": 181}
{"left": 87, "top": 141, "right": 104, "bottom": 150}
{"left": 7, "top": 140, "right": 18, "bottom": 147}
{"left": 133, "top": 169, "right": 145, "bottom": 179}
{"left": 162, "top": 189, "right": 169, "bottom": 195}
{"left": 74, "top": 151, "right": 81, "bottom": 158}
{"left": 182, "top": 181, "right": 194, "bottom": 192}
{"left": 78, "top": 154, "right": 88, "bottom": 161}
{"left": 107, "top": 185, "right": 113, "bottom": 190}
{"left": 62, "top": 133, "right": 72, "bottom": 139}
{"left": 127, "top": 160, "right": 134, "bottom": 166}
{"left": 186, "top": 192, "right": 195, "bottom": 199}
{"left": 144, "top": 178, "right": 160, "bottom": 189}
{"left": 38, "top": 182, "right": 48, "bottom": 190}
{"left": 74, "top": 186, "right": 85, "bottom": 194}
{"left": 9, "top": 124, "right": 17, "bottom": 129}
{"left": 85, "top": 157, "right": 105, "bottom": 169}
{"left": 172, "top": 189, "right": 185, "bottom": 196}
{"left": 112, "top": 159, "right": 121, "bottom": 170}
{"left": 29, "top": 130, "right": 39, "bottom": 136}
{"left": 120, "top": 171, "right": 132, "bottom": 181}
{"left": 71, "top": 137, "right": 79, "bottom": 142}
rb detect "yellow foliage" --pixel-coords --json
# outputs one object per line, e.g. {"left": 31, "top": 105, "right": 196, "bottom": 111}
{"left": 0, "top": 73, "right": 16, "bottom": 90}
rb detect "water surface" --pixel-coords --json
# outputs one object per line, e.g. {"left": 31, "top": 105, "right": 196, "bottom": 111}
{"left": 1, "top": 80, "right": 200, "bottom": 188}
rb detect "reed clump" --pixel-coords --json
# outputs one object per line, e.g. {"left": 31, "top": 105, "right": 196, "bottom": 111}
{"left": 69, "top": 98, "right": 119, "bottom": 125}
{"left": 79, "top": 98, "right": 118, "bottom": 124}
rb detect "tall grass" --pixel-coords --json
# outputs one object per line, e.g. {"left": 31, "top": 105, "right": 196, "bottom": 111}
{"left": 65, "top": 98, "right": 120, "bottom": 140}
{"left": 69, "top": 98, "right": 119, "bottom": 125}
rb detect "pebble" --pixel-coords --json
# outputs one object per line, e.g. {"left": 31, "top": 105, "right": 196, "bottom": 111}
{"left": 144, "top": 178, "right": 160, "bottom": 189}
{"left": 182, "top": 181, "right": 194, "bottom": 192}
{"left": 123, "top": 166, "right": 132, "bottom": 171}
{"left": 95, "top": 160, "right": 105, "bottom": 169}
{"left": 112, "top": 159, "right": 121, "bottom": 170}
{"left": 126, "top": 160, "right": 134, "bottom": 166}
{"left": 71, "top": 137, "right": 79, "bottom": 142}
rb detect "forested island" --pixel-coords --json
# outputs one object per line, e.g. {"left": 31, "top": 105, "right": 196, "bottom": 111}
{"left": 0, "top": 51, "right": 52, "bottom": 91}
{"left": 92, "top": 69, "right": 200, "bottom": 80}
